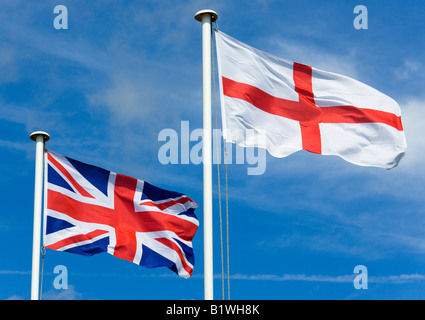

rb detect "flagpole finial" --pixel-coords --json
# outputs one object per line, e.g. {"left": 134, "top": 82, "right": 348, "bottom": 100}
{"left": 194, "top": 9, "right": 218, "bottom": 22}
{"left": 30, "top": 131, "right": 50, "bottom": 142}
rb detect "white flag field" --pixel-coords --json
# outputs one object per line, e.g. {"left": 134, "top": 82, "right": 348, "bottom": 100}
{"left": 215, "top": 31, "right": 407, "bottom": 169}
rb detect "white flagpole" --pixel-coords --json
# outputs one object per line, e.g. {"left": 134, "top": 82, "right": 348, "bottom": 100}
{"left": 29, "top": 131, "right": 50, "bottom": 300}
{"left": 194, "top": 9, "right": 218, "bottom": 300}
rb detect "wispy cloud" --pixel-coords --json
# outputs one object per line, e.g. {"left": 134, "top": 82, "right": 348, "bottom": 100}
{"left": 229, "top": 273, "right": 354, "bottom": 283}
{"left": 397, "top": 97, "right": 425, "bottom": 170}
{"left": 229, "top": 273, "right": 425, "bottom": 284}
{"left": 5, "top": 295, "right": 24, "bottom": 300}
{"left": 4, "top": 269, "right": 423, "bottom": 285}
{"left": 0, "top": 270, "right": 31, "bottom": 275}
{"left": 271, "top": 39, "right": 359, "bottom": 79}
{"left": 41, "top": 285, "right": 82, "bottom": 300}
{"left": 394, "top": 59, "right": 423, "bottom": 81}
{"left": 0, "top": 139, "right": 30, "bottom": 152}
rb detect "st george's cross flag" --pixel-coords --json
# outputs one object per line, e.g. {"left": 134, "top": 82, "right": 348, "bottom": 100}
{"left": 43, "top": 150, "right": 199, "bottom": 278}
{"left": 215, "top": 31, "right": 407, "bottom": 169}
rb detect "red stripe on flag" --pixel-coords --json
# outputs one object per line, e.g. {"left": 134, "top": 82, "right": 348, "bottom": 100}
{"left": 47, "top": 229, "right": 108, "bottom": 251}
{"left": 47, "top": 189, "right": 198, "bottom": 241}
{"left": 321, "top": 106, "right": 403, "bottom": 130}
{"left": 141, "top": 197, "right": 195, "bottom": 211}
{"left": 48, "top": 153, "right": 95, "bottom": 199}
{"left": 221, "top": 77, "right": 403, "bottom": 131}
{"left": 293, "top": 62, "right": 315, "bottom": 106}
{"left": 293, "top": 63, "right": 322, "bottom": 154}
{"left": 222, "top": 76, "right": 321, "bottom": 123}
{"left": 155, "top": 237, "right": 193, "bottom": 276}
{"left": 300, "top": 123, "right": 322, "bottom": 154}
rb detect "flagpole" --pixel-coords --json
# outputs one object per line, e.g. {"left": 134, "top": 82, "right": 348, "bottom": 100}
{"left": 195, "top": 9, "right": 218, "bottom": 300}
{"left": 29, "top": 131, "right": 50, "bottom": 300}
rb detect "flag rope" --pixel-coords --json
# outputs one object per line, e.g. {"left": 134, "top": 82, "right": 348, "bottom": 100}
{"left": 212, "top": 24, "right": 230, "bottom": 300}
{"left": 212, "top": 25, "right": 224, "bottom": 300}
{"left": 224, "top": 147, "right": 230, "bottom": 300}
{"left": 39, "top": 246, "right": 46, "bottom": 300}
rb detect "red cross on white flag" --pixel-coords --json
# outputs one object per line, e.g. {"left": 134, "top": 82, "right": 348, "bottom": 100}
{"left": 215, "top": 31, "right": 407, "bottom": 169}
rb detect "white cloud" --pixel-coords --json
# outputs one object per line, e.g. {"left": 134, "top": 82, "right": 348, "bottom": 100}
{"left": 4, "top": 268, "right": 420, "bottom": 285}
{"left": 394, "top": 59, "right": 423, "bottom": 81}
{"left": 6, "top": 295, "right": 24, "bottom": 300}
{"left": 41, "top": 285, "right": 82, "bottom": 300}
{"left": 397, "top": 97, "right": 425, "bottom": 170}
{"left": 229, "top": 273, "right": 354, "bottom": 283}
{"left": 0, "top": 270, "right": 31, "bottom": 275}
{"left": 28, "top": 270, "right": 425, "bottom": 285}
{"left": 0, "top": 46, "right": 17, "bottom": 83}
{"left": 229, "top": 272, "right": 425, "bottom": 284}
{"left": 272, "top": 40, "right": 359, "bottom": 79}
{"left": 87, "top": 70, "right": 158, "bottom": 125}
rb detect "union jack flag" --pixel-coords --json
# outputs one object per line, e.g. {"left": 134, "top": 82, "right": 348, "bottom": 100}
{"left": 43, "top": 150, "right": 199, "bottom": 278}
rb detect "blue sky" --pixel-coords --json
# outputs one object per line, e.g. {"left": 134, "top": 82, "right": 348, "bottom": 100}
{"left": 1, "top": 0, "right": 425, "bottom": 300}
